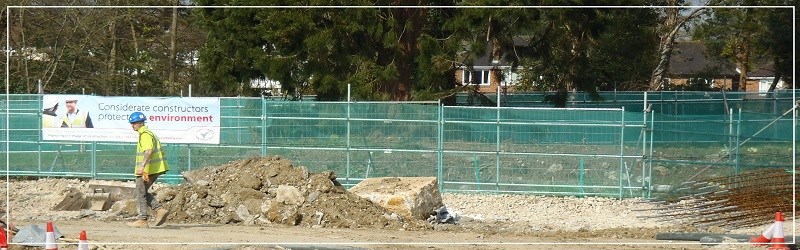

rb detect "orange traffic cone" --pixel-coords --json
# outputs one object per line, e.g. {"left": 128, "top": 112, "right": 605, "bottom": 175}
{"left": 0, "top": 227, "right": 8, "bottom": 250}
{"left": 751, "top": 221, "right": 775, "bottom": 246}
{"left": 77, "top": 230, "right": 89, "bottom": 250}
{"left": 45, "top": 221, "right": 58, "bottom": 250}
{"left": 767, "top": 212, "right": 789, "bottom": 250}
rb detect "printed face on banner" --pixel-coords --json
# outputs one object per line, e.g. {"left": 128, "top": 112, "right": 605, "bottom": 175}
{"left": 41, "top": 95, "right": 221, "bottom": 144}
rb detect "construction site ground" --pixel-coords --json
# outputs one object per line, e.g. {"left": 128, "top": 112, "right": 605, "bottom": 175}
{"left": 3, "top": 156, "right": 793, "bottom": 250}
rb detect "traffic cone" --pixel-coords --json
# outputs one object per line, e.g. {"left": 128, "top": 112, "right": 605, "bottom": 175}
{"left": 0, "top": 227, "right": 7, "bottom": 250}
{"left": 45, "top": 221, "right": 58, "bottom": 250}
{"left": 751, "top": 221, "right": 775, "bottom": 246}
{"left": 767, "top": 212, "right": 790, "bottom": 250}
{"left": 77, "top": 230, "right": 89, "bottom": 250}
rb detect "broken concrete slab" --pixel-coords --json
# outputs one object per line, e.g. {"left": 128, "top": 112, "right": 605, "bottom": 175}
{"left": 52, "top": 188, "right": 89, "bottom": 211}
{"left": 348, "top": 177, "right": 443, "bottom": 220}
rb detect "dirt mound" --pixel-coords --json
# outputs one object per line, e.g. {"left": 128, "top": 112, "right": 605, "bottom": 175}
{"left": 157, "top": 156, "right": 431, "bottom": 230}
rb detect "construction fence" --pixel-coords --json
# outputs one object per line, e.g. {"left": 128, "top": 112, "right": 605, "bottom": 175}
{"left": 1, "top": 91, "right": 796, "bottom": 198}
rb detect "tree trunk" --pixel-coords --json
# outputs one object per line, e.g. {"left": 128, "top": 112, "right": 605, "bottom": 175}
{"left": 19, "top": 10, "right": 32, "bottom": 92}
{"left": 129, "top": 14, "right": 139, "bottom": 96}
{"left": 768, "top": 74, "right": 780, "bottom": 92}
{"left": 649, "top": 7, "right": 706, "bottom": 91}
{"left": 108, "top": 13, "right": 117, "bottom": 93}
{"left": 389, "top": 6, "right": 423, "bottom": 101}
{"left": 649, "top": 39, "right": 675, "bottom": 91}
{"left": 490, "top": 39, "right": 502, "bottom": 93}
{"left": 736, "top": 41, "right": 749, "bottom": 91}
{"left": 169, "top": 6, "right": 178, "bottom": 95}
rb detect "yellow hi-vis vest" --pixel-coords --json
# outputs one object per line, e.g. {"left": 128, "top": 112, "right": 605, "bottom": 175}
{"left": 42, "top": 115, "right": 60, "bottom": 128}
{"left": 61, "top": 110, "right": 89, "bottom": 128}
{"left": 135, "top": 125, "right": 169, "bottom": 176}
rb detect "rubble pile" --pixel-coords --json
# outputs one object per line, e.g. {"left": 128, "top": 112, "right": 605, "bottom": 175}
{"left": 154, "top": 156, "right": 430, "bottom": 230}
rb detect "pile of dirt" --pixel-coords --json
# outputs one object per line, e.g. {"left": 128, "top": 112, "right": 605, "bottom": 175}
{"left": 156, "top": 156, "right": 431, "bottom": 230}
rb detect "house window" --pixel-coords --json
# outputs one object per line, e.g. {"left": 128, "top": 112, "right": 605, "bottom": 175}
{"left": 480, "top": 71, "right": 490, "bottom": 85}
{"left": 461, "top": 70, "right": 471, "bottom": 84}
{"left": 462, "top": 70, "right": 491, "bottom": 85}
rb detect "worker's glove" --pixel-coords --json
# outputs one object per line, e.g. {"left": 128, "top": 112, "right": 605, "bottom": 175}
{"left": 142, "top": 172, "right": 151, "bottom": 183}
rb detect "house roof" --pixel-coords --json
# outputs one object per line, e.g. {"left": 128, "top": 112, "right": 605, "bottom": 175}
{"left": 668, "top": 42, "right": 737, "bottom": 76}
{"left": 465, "top": 37, "right": 530, "bottom": 68}
{"left": 748, "top": 62, "right": 776, "bottom": 77}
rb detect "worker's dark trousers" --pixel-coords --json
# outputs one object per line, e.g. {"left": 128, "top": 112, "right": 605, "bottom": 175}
{"left": 135, "top": 173, "right": 162, "bottom": 220}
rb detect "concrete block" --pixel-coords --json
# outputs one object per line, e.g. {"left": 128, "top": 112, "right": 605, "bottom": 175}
{"left": 349, "top": 177, "right": 443, "bottom": 220}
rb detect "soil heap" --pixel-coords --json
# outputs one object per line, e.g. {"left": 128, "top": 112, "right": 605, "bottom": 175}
{"left": 156, "top": 156, "right": 430, "bottom": 230}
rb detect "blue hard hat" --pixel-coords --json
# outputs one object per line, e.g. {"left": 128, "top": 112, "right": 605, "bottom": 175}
{"left": 128, "top": 112, "right": 146, "bottom": 123}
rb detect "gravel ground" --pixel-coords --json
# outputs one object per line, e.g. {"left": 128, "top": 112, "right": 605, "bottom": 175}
{"left": 442, "top": 193, "right": 670, "bottom": 231}
{"left": 5, "top": 178, "right": 782, "bottom": 233}
{"left": 5, "top": 178, "right": 666, "bottom": 231}
{"left": 1, "top": 177, "right": 793, "bottom": 250}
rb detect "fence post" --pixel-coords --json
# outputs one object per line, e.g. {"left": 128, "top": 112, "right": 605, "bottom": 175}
{"left": 188, "top": 145, "right": 192, "bottom": 172}
{"left": 641, "top": 92, "right": 648, "bottom": 195}
{"left": 728, "top": 108, "right": 734, "bottom": 176}
{"left": 91, "top": 142, "right": 97, "bottom": 179}
{"left": 437, "top": 100, "right": 443, "bottom": 193}
{"left": 261, "top": 97, "right": 267, "bottom": 157}
{"left": 647, "top": 107, "right": 655, "bottom": 198}
{"left": 674, "top": 91, "right": 678, "bottom": 115}
{"left": 735, "top": 108, "right": 742, "bottom": 175}
{"left": 38, "top": 94, "right": 43, "bottom": 174}
{"left": 346, "top": 84, "right": 351, "bottom": 185}
{"left": 495, "top": 86, "right": 500, "bottom": 192}
{"left": 773, "top": 93, "right": 778, "bottom": 139}
{"left": 619, "top": 107, "right": 625, "bottom": 199}
{"left": 237, "top": 97, "right": 242, "bottom": 143}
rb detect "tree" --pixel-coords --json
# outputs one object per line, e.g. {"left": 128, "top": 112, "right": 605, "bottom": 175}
{"left": 648, "top": 1, "right": 707, "bottom": 91}
{"left": 586, "top": 7, "right": 661, "bottom": 91}
{"left": 757, "top": 3, "right": 793, "bottom": 91}
{"left": 195, "top": 1, "right": 458, "bottom": 100}
{"left": 693, "top": 2, "right": 772, "bottom": 92}
{"left": 410, "top": 7, "right": 461, "bottom": 103}
{"left": 441, "top": 4, "right": 544, "bottom": 106}
{"left": 6, "top": 1, "right": 203, "bottom": 96}
{"left": 506, "top": 5, "right": 660, "bottom": 105}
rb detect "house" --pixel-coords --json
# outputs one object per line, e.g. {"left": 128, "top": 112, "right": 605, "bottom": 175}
{"left": 665, "top": 41, "right": 737, "bottom": 90}
{"left": 456, "top": 41, "right": 787, "bottom": 93}
{"left": 666, "top": 42, "right": 787, "bottom": 92}
{"left": 454, "top": 38, "right": 527, "bottom": 93}
{"left": 748, "top": 62, "right": 790, "bottom": 93}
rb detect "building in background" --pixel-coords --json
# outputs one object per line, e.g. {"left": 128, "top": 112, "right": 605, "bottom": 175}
{"left": 454, "top": 38, "right": 527, "bottom": 93}
{"left": 665, "top": 42, "right": 786, "bottom": 92}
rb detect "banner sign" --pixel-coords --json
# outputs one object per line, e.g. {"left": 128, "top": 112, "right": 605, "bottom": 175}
{"left": 42, "top": 95, "right": 221, "bottom": 144}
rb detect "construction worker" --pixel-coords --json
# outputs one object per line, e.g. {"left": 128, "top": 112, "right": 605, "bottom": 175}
{"left": 126, "top": 112, "right": 169, "bottom": 228}
{"left": 60, "top": 99, "right": 94, "bottom": 128}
